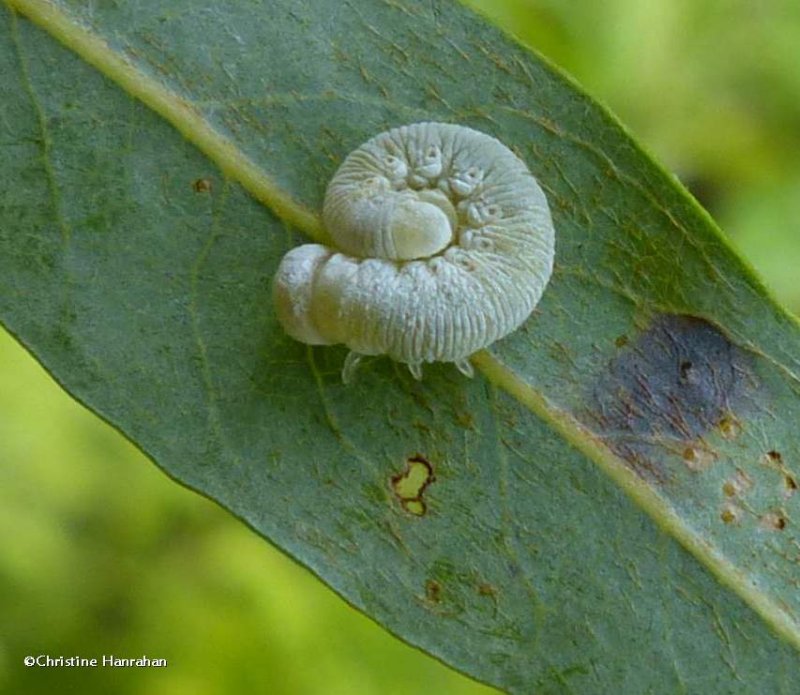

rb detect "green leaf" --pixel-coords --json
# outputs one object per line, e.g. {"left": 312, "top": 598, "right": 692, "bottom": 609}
{"left": 2, "top": 0, "right": 799, "bottom": 691}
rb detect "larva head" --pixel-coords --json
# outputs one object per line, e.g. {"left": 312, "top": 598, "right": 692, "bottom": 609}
{"left": 384, "top": 188, "right": 456, "bottom": 260}
{"left": 323, "top": 142, "right": 458, "bottom": 262}
{"left": 272, "top": 244, "right": 334, "bottom": 345}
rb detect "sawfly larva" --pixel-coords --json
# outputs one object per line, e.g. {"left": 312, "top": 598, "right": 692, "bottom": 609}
{"left": 273, "top": 122, "right": 555, "bottom": 382}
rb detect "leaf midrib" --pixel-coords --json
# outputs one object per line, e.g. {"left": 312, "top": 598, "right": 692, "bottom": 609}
{"left": 7, "top": 0, "right": 800, "bottom": 654}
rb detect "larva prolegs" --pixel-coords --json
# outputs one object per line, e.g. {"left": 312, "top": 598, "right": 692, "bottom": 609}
{"left": 455, "top": 358, "right": 475, "bottom": 379}
{"left": 341, "top": 351, "right": 364, "bottom": 385}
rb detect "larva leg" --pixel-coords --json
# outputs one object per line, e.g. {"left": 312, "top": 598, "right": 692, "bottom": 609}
{"left": 455, "top": 358, "right": 474, "bottom": 379}
{"left": 342, "top": 351, "right": 364, "bottom": 384}
{"left": 408, "top": 362, "right": 423, "bottom": 381}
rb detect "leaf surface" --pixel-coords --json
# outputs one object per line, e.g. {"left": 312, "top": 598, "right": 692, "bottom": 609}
{"left": 2, "top": 0, "right": 800, "bottom": 691}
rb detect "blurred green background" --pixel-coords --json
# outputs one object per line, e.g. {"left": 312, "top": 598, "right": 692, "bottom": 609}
{"left": 1, "top": 1, "right": 798, "bottom": 693}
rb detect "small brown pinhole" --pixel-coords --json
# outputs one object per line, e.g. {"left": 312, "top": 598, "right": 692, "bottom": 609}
{"left": 477, "top": 582, "right": 497, "bottom": 598}
{"left": 785, "top": 475, "right": 798, "bottom": 493}
{"left": 767, "top": 450, "right": 782, "bottom": 463}
{"left": 760, "top": 510, "right": 788, "bottom": 531}
{"left": 455, "top": 411, "right": 475, "bottom": 430}
{"left": 719, "top": 416, "right": 741, "bottom": 440}
{"left": 679, "top": 360, "right": 693, "bottom": 381}
{"left": 614, "top": 334, "right": 629, "bottom": 349}
{"left": 425, "top": 579, "right": 442, "bottom": 603}
{"left": 681, "top": 445, "right": 714, "bottom": 472}
{"left": 720, "top": 508, "right": 738, "bottom": 524}
{"left": 192, "top": 178, "right": 213, "bottom": 193}
{"left": 722, "top": 468, "right": 753, "bottom": 498}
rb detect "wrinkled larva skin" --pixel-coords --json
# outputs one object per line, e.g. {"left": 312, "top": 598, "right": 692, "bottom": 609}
{"left": 273, "top": 122, "right": 555, "bottom": 381}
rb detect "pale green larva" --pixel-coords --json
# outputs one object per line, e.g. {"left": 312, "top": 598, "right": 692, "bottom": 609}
{"left": 273, "top": 122, "right": 555, "bottom": 383}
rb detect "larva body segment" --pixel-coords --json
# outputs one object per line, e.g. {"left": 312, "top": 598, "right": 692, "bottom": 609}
{"left": 273, "top": 122, "right": 555, "bottom": 381}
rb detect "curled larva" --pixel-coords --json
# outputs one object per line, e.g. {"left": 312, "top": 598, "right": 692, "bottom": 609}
{"left": 273, "top": 122, "right": 555, "bottom": 382}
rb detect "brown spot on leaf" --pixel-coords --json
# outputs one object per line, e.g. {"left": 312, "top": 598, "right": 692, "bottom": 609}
{"left": 454, "top": 411, "right": 475, "bottom": 430}
{"left": 720, "top": 505, "right": 740, "bottom": 525}
{"left": 721, "top": 468, "right": 753, "bottom": 498}
{"left": 681, "top": 445, "right": 715, "bottom": 472}
{"left": 425, "top": 579, "right": 442, "bottom": 603}
{"left": 718, "top": 415, "right": 741, "bottom": 440}
{"left": 767, "top": 450, "right": 783, "bottom": 463}
{"left": 477, "top": 582, "right": 497, "bottom": 598}
{"left": 589, "top": 315, "right": 750, "bottom": 480}
{"left": 391, "top": 454, "right": 435, "bottom": 516}
{"left": 192, "top": 177, "right": 213, "bottom": 193}
{"left": 761, "top": 510, "right": 788, "bottom": 531}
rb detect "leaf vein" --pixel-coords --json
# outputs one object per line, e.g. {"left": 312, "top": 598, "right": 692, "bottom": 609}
{"left": 9, "top": 8, "right": 71, "bottom": 246}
